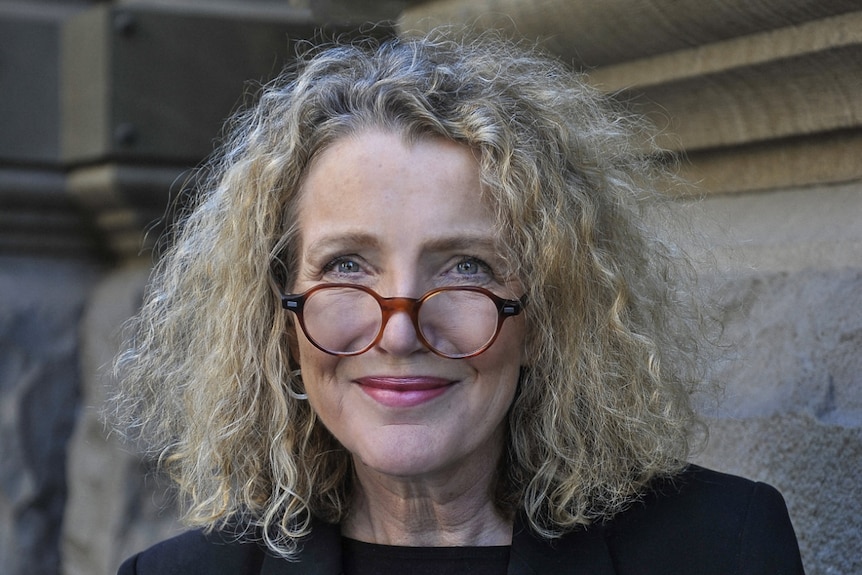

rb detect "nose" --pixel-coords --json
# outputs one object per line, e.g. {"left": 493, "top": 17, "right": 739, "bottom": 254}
{"left": 375, "top": 300, "right": 427, "bottom": 357}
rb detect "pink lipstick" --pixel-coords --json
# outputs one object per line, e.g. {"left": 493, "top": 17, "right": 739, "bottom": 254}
{"left": 355, "top": 376, "right": 454, "bottom": 408}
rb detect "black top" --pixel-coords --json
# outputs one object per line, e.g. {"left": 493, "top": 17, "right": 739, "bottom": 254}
{"left": 341, "top": 537, "right": 509, "bottom": 575}
{"left": 118, "top": 465, "right": 805, "bottom": 574}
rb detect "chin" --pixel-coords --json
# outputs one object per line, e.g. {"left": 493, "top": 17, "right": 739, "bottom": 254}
{"left": 348, "top": 422, "right": 504, "bottom": 484}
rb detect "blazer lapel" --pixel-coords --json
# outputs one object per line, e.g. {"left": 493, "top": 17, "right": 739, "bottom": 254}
{"left": 509, "top": 515, "right": 616, "bottom": 575}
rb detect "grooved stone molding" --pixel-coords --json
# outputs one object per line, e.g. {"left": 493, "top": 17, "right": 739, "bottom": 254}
{"left": 589, "top": 13, "right": 862, "bottom": 150}
{"left": 311, "top": 0, "right": 421, "bottom": 23}
{"left": 401, "top": 1, "right": 862, "bottom": 193}
{"left": 679, "top": 129, "right": 862, "bottom": 196}
{"left": 0, "top": 168, "right": 99, "bottom": 258}
{"left": 67, "top": 164, "right": 190, "bottom": 259}
{"left": 400, "top": 0, "right": 862, "bottom": 66}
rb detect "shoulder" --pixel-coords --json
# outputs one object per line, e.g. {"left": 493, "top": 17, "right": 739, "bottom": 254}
{"left": 600, "top": 464, "right": 804, "bottom": 574}
{"left": 117, "top": 528, "right": 266, "bottom": 575}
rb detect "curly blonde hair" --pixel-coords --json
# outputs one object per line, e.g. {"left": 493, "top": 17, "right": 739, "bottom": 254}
{"left": 114, "top": 30, "right": 712, "bottom": 557}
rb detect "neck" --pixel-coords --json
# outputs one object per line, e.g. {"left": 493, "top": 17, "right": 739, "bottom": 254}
{"left": 341, "top": 449, "right": 512, "bottom": 547}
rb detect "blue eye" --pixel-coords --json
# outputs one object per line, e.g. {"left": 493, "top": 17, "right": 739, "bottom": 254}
{"left": 337, "top": 260, "right": 360, "bottom": 273}
{"left": 455, "top": 259, "right": 481, "bottom": 274}
{"left": 322, "top": 256, "right": 362, "bottom": 275}
{"left": 451, "top": 257, "right": 496, "bottom": 280}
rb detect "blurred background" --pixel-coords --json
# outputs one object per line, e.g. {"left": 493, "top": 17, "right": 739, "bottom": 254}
{"left": 1, "top": 1, "right": 860, "bottom": 573}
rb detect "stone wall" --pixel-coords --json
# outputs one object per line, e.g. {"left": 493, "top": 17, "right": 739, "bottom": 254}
{"left": 686, "top": 183, "right": 862, "bottom": 575}
{"left": 1, "top": 1, "right": 859, "bottom": 574}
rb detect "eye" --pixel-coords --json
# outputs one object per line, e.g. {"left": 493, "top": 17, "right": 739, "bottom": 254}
{"left": 322, "top": 256, "right": 364, "bottom": 276}
{"left": 336, "top": 260, "right": 360, "bottom": 273}
{"left": 454, "top": 259, "right": 482, "bottom": 275}
{"left": 445, "top": 257, "right": 496, "bottom": 284}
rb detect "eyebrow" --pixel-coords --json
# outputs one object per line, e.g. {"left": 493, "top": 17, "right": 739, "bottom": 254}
{"left": 304, "top": 233, "right": 502, "bottom": 256}
{"left": 304, "top": 233, "right": 380, "bottom": 256}
{"left": 420, "top": 236, "right": 501, "bottom": 255}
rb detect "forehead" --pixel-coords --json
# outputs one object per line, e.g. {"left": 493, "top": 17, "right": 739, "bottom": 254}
{"left": 295, "top": 130, "right": 499, "bottom": 248}
{"left": 302, "top": 129, "right": 478, "bottom": 190}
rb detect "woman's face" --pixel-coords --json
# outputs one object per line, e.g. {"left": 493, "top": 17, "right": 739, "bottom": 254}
{"left": 291, "top": 129, "right": 526, "bottom": 483}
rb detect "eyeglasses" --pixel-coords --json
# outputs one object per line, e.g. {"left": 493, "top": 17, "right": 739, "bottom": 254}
{"left": 280, "top": 283, "right": 526, "bottom": 359}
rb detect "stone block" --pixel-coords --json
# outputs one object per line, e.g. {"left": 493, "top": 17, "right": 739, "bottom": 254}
{"left": 0, "top": 257, "right": 99, "bottom": 575}
{"left": 0, "top": 4, "right": 71, "bottom": 164}
{"left": 708, "top": 267, "right": 862, "bottom": 425}
{"left": 681, "top": 181, "right": 862, "bottom": 422}
{"left": 62, "top": 263, "right": 182, "bottom": 575}
{"left": 60, "top": 4, "right": 320, "bottom": 164}
{"left": 681, "top": 180, "right": 862, "bottom": 274}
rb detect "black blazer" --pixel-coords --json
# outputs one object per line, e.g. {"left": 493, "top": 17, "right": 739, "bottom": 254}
{"left": 119, "top": 465, "right": 804, "bottom": 574}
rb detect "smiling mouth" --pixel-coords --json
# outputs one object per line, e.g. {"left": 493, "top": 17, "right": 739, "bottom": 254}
{"left": 355, "top": 376, "right": 455, "bottom": 408}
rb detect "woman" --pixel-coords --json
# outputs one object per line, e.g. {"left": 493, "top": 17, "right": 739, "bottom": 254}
{"left": 114, "top": 31, "right": 804, "bottom": 574}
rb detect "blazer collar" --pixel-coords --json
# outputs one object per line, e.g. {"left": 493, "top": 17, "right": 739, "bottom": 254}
{"left": 259, "top": 516, "right": 616, "bottom": 575}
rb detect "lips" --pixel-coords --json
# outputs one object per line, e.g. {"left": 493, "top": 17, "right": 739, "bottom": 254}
{"left": 355, "top": 376, "right": 455, "bottom": 408}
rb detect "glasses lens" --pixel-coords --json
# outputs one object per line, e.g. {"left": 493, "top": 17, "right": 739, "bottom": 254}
{"left": 418, "top": 290, "right": 500, "bottom": 357}
{"left": 302, "top": 286, "right": 381, "bottom": 354}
